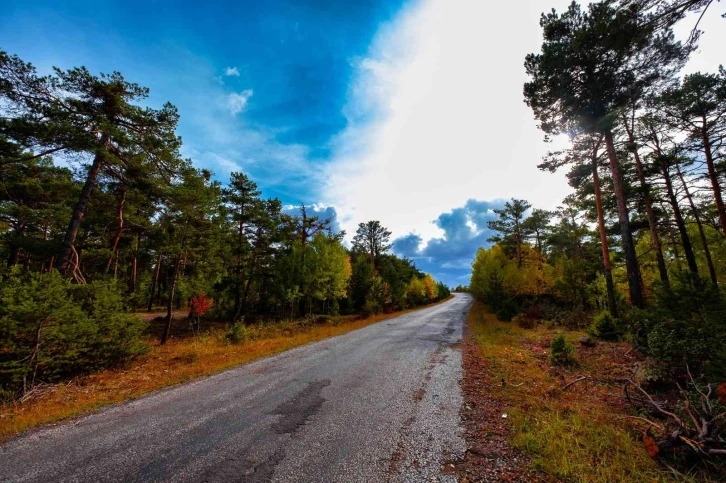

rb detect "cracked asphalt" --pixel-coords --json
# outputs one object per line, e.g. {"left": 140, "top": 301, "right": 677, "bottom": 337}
{"left": 0, "top": 293, "right": 472, "bottom": 483}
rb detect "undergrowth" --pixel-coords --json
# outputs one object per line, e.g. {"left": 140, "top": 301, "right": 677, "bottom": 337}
{"left": 467, "top": 301, "right": 670, "bottom": 482}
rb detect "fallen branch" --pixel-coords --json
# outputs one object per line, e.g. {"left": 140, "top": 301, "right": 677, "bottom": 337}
{"left": 624, "top": 374, "right": 726, "bottom": 460}
{"left": 621, "top": 415, "right": 666, "bottom": 432}
{"left": 562, "top": 376, "right": 590, "bottom": 391}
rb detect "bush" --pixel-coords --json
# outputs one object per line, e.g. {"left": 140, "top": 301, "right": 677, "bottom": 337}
{"left": 496, "top": 300, "right": 518, "bottom": 322}
{"left": 550, "top": 334, "right": 576, "bottom": 366}
{"left": 225, "top": 321, "right": 248, "bottom": 344}
{"left": 589, "top": 311, "right": 624, "bottom": 342}
{"left": 514, "top": 315, "right": 536, "bottom": 329}
{"left": 635, "top": 272, "right": 726, "bottom": 382}
{"left": 0, "top": 270, "right": 147, "bottom": 395}
{"left": 516, "top": 306, "right": 541, "bottom": 328}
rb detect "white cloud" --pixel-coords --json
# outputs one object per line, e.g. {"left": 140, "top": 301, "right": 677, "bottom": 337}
{"left": 224, "top": 66, "right": 240, "bottom": 76}
{"left": 226, "top": 89, "right": 253, "bottom": 115}
{"left": 323, "top": 0, "right": 576, "bottom": 244}
{"left": 323, "top": 0, "right": 726, "bottom": 248}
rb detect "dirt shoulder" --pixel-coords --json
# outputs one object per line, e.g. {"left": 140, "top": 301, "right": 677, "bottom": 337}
{"left": 454, "top": 315, "right": 549, "bottom": 482}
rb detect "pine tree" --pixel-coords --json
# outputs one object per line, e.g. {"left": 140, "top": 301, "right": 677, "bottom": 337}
{"left": 352, "top": 221, "right": 392, "bottom": 266}
{"left": 524, "top": 2, "right": 689, "bottom": 307}
{"left": 0, "top": 52, "right": 182, "bottom": 278}
{"left": 487, "top": 199, "right": 531, "bottom": 268}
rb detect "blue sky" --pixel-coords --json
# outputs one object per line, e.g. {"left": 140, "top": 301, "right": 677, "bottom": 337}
{"left": 2, "top": 0, "right": 723, "bottom": 287}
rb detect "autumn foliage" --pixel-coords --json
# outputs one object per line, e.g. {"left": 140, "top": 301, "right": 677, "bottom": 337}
{"left": 189, "top": 293, "right": 213, "bottom": 318}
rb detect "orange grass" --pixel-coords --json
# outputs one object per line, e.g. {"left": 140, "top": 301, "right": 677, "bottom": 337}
{"left": 0, "top": 296, "right": 453, "bottom": 441}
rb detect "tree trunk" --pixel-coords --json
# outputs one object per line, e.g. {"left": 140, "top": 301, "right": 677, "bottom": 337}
{"left": 234, "top": 212, "right": 245, "bottom": 320}
{"left": 702, "top": 123, "right": 726, "bottom": 237}
{"left": 160, "top": 254, "right": 182, "bottom": 345}
{"left": 676, "top": 164, "right": 717, "bottom": 286}
{"left": 57, "top": 144, "right": 106, "bottom": 274}
{"left": 604, "top": 130, "right": 644, "bottom": 308}
{"left": 623, "top": 116, "right": 669, "bottom": 287}
{"left": 516, "top": 233, "right": 523, "bottom": 268}
{"left": 662, "top": 164, "right": 699, "bottom": 276}
{"left": 147, "top": 252, "right": 163, "bottom": 311}
{"left": 129, "top": 234, "right": 139, "bottom": 292}
{"left": 241, "top": 254, "right": 258, "bottom": 320}
{"left": 591, "top": 141, "right": 618, "bottom": 316}
{"left": 104, "top": 188, "right": 127, "bottom": 277}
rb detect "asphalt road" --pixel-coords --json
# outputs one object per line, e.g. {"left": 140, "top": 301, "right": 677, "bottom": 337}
{"left": 0, "top": 293, "right": 473, "bottom": 483}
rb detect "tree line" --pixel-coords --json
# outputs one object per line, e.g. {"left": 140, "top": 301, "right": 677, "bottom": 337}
{"left": 470, "top": 2, "right": 726, "bottom": 464}
{"left": 0, "top": 51, "right": 449, "bottom": 397}
{"left": 472, "top": 0, "right": 725, "bottom": 383}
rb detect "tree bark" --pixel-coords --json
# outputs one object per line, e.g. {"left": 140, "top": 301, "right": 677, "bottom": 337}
{"left": 104, "top": 188, "right": 127, "bottom": 277}
{"left": 591, "top": 138, "right": 618, "bottom": 316}
{"left": 701, "top": 122, "right": 726, "bottom": 237}
{"left": 129, "top": 234, "right": 139, "bottom": 292}
{"left": 234, "top": 207, "right": 246, "bottom": 320}
{"left": 676, "top": 164, "right": 717, "bottom": 286}
{"left": 160, "top": 254, "right": 182, "bottom": 345}
{"left": 147, "top": 252, "right": 163, "bottom": 311}
{"left": 516, "top": 233, "right": 523, "bottom": 268}
{"left": 662, "top": 163, "right": 699, "bottom": 276}
{"left": 57, "top": 146, "right": 106, "bottom": 275}
{"left": 604, "top": 130, "right": 644, "bottom": 308}
{"left": 623, "top": 115, "right": 669, "bottom": 287}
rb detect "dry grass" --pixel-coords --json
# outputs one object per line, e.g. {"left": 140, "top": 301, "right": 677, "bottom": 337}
{"left": 0, "top": 296, "right": 452, "bottom": 441}
{"left": 466, "top": 301, "right": 670, "bottom": 482}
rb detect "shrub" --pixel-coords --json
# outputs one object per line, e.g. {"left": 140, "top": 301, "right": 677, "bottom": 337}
{"left": 636, "top": 272, "right": 726, "bottom": 382}
{"left": 225, "top": 321, "right": 248, "bottom": 344}
{"left": 496, "top": 300, "right": 518, "bottom": 322}
{"left": 523, "top": 305, "right": 543, "bottom": 321}
{"left": 550, "top": 334, "right": 576, "bottom": 366}
{"left": 516, "top": 306, "right": 541, "bottom": 329}
{"left": 0, "top": 270, "right": 147, "bottom": 395}
{"left": 589, "top": 311, "right": 624, "bottom": 342}
{"left": 515, "top": 315, "right": 536, "bottom": 329}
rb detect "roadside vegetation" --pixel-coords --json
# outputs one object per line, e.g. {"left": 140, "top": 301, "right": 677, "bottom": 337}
{"left": 465, "top": 302, "right": 665, "bottom": 481}
{"left": 464, "top": 0, "right": 726, "bottom": 480}
{"left": 0, "top": 296, "right": 452, "bottom": 440}
{"left": 0, "top": 51, "right": 450, "bottom": 411}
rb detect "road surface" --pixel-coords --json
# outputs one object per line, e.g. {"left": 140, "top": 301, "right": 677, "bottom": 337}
{"left": 0, "top": 293, "right": 473, "bottom": 483}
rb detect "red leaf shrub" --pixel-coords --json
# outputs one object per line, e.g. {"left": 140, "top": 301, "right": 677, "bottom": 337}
{"left": 190, "top": 293, "right": 213, "bottom": 317}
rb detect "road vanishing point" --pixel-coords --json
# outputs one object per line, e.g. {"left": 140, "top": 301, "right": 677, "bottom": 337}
{"left": 1, "top": 293, "right": 473, "bottom": 483}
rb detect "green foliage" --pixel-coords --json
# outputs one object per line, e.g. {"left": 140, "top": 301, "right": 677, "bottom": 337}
{"left": 588, "top": 311, "right": 624, "bottom": 342}
{"left": 436, "top": 282, "right": 451, "bottom": 300}
{"left": 634, "top": 272, "right": 726, "bottom": 381}
{"left": 225, "top": 321, "right": 248, "bottom": 344}
{"left": 550, "top": 335, "right": 576, "bottom": 366}
{"left": 352, "top": 221, "right": 391, "bottom": 262}
{"left": 361, "top": 276, "right": 390, "bottom": 316}
{"left": 0, "top": 269, "right": 147, "bottom": 394}
{"left": 307, "top": 233, "right": 351, "bottom": 305}
{"left": 496, "top": 301, "right": 518, "bottom": 322}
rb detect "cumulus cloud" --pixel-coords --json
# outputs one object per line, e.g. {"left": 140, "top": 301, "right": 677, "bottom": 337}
{"left": 224, "top": 66, "right": 240, "bottom": 76}
{"left": 226, "top": 89, "right": 254, "bottom": 115}
{"left": 393, "top": 199, "right": 506, "bottom": 286}
{"left": 322, "top": 0, "right": 577, "bottom": 257}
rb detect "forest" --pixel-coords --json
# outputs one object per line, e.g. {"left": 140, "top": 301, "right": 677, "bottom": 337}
{"left": 467, "top": 0, "right": 725, "bottom": 471}
{"left": 0, "top": 52, "right": 449, "bottom": 400}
